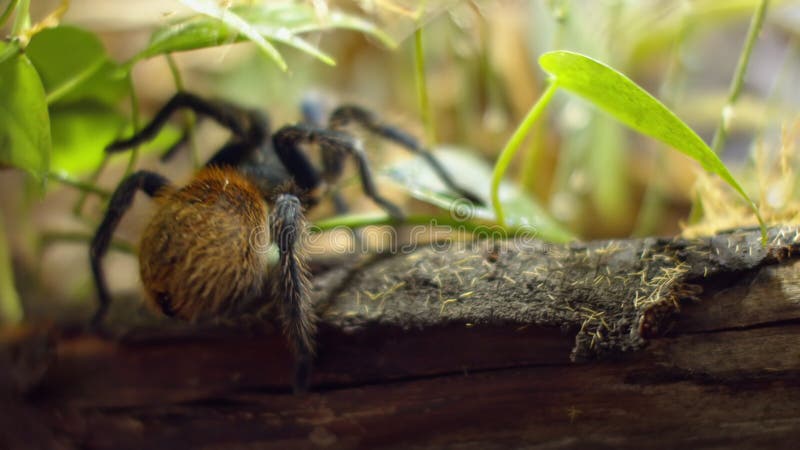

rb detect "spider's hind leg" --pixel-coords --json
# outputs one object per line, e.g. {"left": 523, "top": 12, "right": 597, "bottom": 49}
{"left": 329, "top": 105, "right": 485, "bottom": 206}
{"left": 90, "top": 171, "right": 171, "bottom": 329}
{"left": 270, "top": 189, "right": 316, "bottom": 393}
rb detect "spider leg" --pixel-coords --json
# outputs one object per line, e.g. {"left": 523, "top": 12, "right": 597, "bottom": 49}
{"left": 331, "top": 192, "right": 350, "bottom": 215}
{"left": 159, "top": 128, "right": 192, "bottom": 162}
{"left": 329, "top": 105, "right": 485, "bottom": 206}
{"left": 106, "top": 92, "right": 269, "bottom": 161}
{"left": 204, "top": 140, "right": 262, "bottom": 168}
{"left": 89, "top": 171, "right": 171, "bottom": 328}
{"left": 300, "top": 96, "right": 327, "bottom": 128}
{"left": 273, "top": 125, "right": 405, "bottom": 220}
{"left": 270, "top": 191, "right": 316, "bottom": 393}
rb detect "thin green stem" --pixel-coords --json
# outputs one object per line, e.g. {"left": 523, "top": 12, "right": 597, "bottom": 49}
{"left": 0, "top": 0, "right": 19, "bottom": 29}
{"left": 73, "top": 154, "right": 108, "bottom": 218}
{"left": 47, "top": 172, "right": 111, "bottom": 198}
{"left": 710, "top": 0, "right": 769, "bottom": 155}
{"left": 10, "top": 0, "right": 29, "bottom": 38}
{"left": 312, "top": 212, "right": 529, "bottom": 237}
{"left": 166, "top": 53, "right": 200, "bottom": 169}
{"left": 123, "top": 73, "right": 141, "bottom": 175}
{"left": 491, "top": 81, "right": 559, "bottom": 226}
{"left": 413, "top": 28, "right": 436, "bottom": 146}
{"left": 519, "top": 119, "right": 544, "bottom": 194}
{"left": 0, "top": 210, "right": 23, "bottom": 324}
{"left": 40, "top": 231, "right": 135, "bottom": 255}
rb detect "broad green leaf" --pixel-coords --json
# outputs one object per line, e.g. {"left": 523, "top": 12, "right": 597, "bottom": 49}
{"left": 0, "top": 39, "right": 19, "bottom": 65}
{"left": 539, "top": 50, "right": 764, "bottom": 238}
{"left": 49, "top": 104, "right": 126, "bottom": 175}
{"left": 25, "top": 26, "right": 108, "bottom": 105}
{"left": 0, "top": 42, "right": 50, "bottom": 179}
{"left": 178, "top": 0, "right": 287, "bottom": 71}
{"left": 49, "top": 104, "right": 182, "bottom": 176}
{"left": 385, "top": 147, "right": 575, "bottom": 243}
{"left": 54, "top": 61, "right": 129, "bottom": 106}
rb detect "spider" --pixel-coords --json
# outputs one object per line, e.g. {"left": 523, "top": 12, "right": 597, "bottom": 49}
{"left": 89, "top": 91, "right": 483, "bottom": 393}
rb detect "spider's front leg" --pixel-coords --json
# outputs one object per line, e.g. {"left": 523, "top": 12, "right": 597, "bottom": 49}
{"left": 329, "top": 105, "right": 485, "bottom": 206}
{"left": 273, "top": 124, "right": 406, "bottom": 220}
{"left": 105, "top": 92, "right": 270, "bottom": 167}
{"left": 270, "top": 190, "right": 316, "bottom": 393}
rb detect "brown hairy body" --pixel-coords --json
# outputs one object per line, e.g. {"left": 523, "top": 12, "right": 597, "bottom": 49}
{"left": 139, "top": 167, "right": 269, "bottom": 320}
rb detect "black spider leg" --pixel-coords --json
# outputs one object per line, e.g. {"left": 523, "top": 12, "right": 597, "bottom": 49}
{"left": 329, "top": 105, "right": 485, "bottom": 206}
{"left": 274, "top": 124, "right": 405, "bottom": 220}
{"left": 300, "top": 98, "right": 350, "bottom": 215}
{"left": 159, "top": 128, "right": 191, "bottom": 162}
{"left": 105, "top": 92, "right": 270, "bottom": 168}
{"left": 270, "top": 191, "right": 316, "bottom": 393}
{"left": 89, "top": 171, "right": 171, "bottom": 328}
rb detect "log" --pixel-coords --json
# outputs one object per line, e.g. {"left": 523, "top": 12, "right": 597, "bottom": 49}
{"left": 1, "top": 227, "right": 800, "bottom": 449}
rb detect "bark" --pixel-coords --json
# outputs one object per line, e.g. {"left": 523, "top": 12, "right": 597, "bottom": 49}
{"left": 1, "top": 227, "right": 799, "bottom": 449}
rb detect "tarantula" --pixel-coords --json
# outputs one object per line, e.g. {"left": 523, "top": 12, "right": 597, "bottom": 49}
{"left": 89, "top": 91, "right": 483, "bottom": 392}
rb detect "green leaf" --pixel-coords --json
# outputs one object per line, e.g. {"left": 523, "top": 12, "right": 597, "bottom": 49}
{"left": 0, "top": 39, "right": 19, "bottom": 65}
{"left": 178, "top": 0, "right": 287, "bottom": 71}
{"left": 385, "top": 147, "right": 575, "bottom": 243}
{"left": 135, "top": 3, "right": 395, "bottom": 67}
{"left": 139, "top": 15, "right": 333, "bottom": 66}
{"left": 54, "top": 61, "right": 129, "bottom": 106}
{"left": 25, "top": 26, "right": 108, "bottom": 105}
{"left": 0, "top": 42, "right": 50, "bottom": 179}
{"left": 539, "top": 50, "right": 765, "bottom": 240}
{"left": 49, "top": 104, "right": 125, "bottom": 175}
{"left": 49, "top": 103, "right": 182, "bottom": 176}
{"left": 236, "top": 4, "right": 395, "bottom": 48}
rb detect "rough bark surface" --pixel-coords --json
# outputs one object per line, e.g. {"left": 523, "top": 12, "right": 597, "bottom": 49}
{"left": 2, "top": 227, "right": 800, "bottom": 449}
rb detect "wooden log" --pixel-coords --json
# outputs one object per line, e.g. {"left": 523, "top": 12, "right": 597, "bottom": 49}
{"left": 1, "top": 227, "right": 799, "bottom": 449}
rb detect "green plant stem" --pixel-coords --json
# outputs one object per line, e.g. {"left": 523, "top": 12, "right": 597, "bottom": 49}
{"left": 710, "top": 0, "right": 769, "bottom": 155}
{"left": 491, "top": 81, "right": 559, "bottom": 226}
{"left": 413, "top": 28, "right": 436, "bottom": 146}
{"left": 124, "top": 73, "right": 142, "bottom": 175}
{"left": 165, "top": 53, "right": 200, "bottom": 168}
{"left": 10, "top": 0, "right": 29, "bottom": 38}
{"left": 73, "top": 155, "right": 108, "bottom": 217}
{"left": 0, "top": 210, "right": 23, "bottom": 324}
{"left": 519, "top": 119, "right": 544, "bottom": 194}
{"left": 40, "top": 231, "right": 135, "bottom": 255}
{"left": 0, "top": 0, "right": 19, "bottom": 29}
{"left": 47, "top": 172, "right": 111, "bottom": 198}
{"left": 312, "top": 212, "right": 529, "bottom": 237}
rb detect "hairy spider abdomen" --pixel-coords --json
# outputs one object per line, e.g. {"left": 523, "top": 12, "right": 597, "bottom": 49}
{"left": 139, "top": 166, "right": 269, "bottom": 320}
